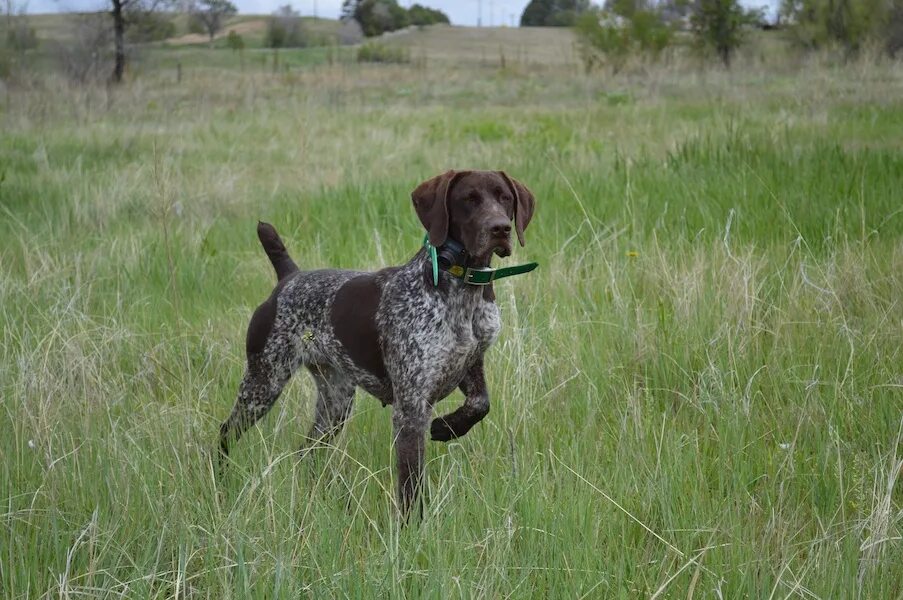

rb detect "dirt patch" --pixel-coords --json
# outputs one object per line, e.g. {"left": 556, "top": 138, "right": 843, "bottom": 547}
{"left": 167, "top": 19, "right": 267, "bottom": 45}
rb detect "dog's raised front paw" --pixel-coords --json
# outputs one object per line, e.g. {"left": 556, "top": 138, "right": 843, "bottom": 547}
{"left": 430, "top": 418, "right": 456, "bottom": 442}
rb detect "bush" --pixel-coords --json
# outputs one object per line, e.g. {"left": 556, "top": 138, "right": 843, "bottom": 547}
{"left": 887, "top": 0, "right": 903, "bottom": 56}
{"left": 337, "top": 18, "right": 364, "bottom": 45}
{"left": 226, "top": 29, "right": 244, "bottom": 51}
{"left": 1, "top": 15, "right": 36, "bottom": 81}
{"left": 5, "top": 21, "right": 38, "bottom": 52}
{"left": 126, "top": 11, "right": 176, "bottom": 43}
{"left": 266, "top": 5, "right": 309, "bottom": 48}
{"left": 54, "top": 12, "right": 112, "bottom": 84}
{"left": 356, "top": 41, "right": 409, "bottom": 63}
{"left": 574, "top": 12, "right": 632, "bottom": 72}
{"left": 574, "top": 8, "right": 673, "bottom": 73}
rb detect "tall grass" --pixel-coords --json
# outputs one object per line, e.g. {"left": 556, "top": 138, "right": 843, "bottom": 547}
{"left": 1, "top": 47, "right": 902, "bottom": 598}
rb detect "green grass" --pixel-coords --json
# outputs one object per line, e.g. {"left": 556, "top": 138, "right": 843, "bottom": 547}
{"left": 2, "top": 38, "right": 903, "bottom": 598}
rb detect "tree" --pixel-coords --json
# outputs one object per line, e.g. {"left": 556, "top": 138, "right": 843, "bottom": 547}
{"left": 520, "top": 0, "right": 591, "bottom": 27}
{"left": 341, "top": 0, "right": 447, "bottom": 36}
{"left": 109, "top": 0, "right": 171, "bottom": 83}
{"left": 780, "top": 0, "right": 892, "bottom": 54}
{"left": 191, "top": 0, "right": 237, "bottom": 42}
{"left": 690, "top": 0, "right": 761, "bottom": 67}
{"left": 111, "top": 0, "right": 129, "bottom": 82}
{"left": 407, "top": 3, "right": 449, "bottom": 26}
{"left": 342, "top": 0, "right": 410, "bottom": 37}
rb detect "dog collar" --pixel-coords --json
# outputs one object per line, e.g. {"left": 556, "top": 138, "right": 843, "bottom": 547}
{"left": 422, "top": 235, "right": 538, "bottom": 287}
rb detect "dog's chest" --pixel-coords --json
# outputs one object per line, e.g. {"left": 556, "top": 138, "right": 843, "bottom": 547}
{"left": 447, "top": 294, "right": 501, "bottom": 348}
{"left": 423, "top": 293, "right": 500, "bottom": 398}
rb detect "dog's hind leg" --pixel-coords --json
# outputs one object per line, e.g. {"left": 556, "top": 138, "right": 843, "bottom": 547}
{"left": 299, "top": 366, "right": 355, "bottom": 454}
{"left": 218, "top": 353, "right": 292, "bottom": 467}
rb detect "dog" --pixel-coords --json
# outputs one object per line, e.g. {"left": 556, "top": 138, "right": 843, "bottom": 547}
{"left": 218, "top": 170, "right": 536, "bottom": 515}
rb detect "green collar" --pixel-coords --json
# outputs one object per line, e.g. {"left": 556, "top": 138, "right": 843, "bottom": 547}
{"left": 423, "top": 235, "right": 538, "bottom": 287}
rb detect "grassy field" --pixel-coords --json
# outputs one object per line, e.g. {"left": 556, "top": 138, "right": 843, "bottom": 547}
{"left": 2, "top": 25, "right": 903, "bottom": 598}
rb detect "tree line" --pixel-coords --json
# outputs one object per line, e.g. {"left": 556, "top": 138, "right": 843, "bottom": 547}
{"left": 522, "top": 0, "right": 903, "bottom": 68}
{"left": 340, "top": 1, "right": 449, "bottom": 38}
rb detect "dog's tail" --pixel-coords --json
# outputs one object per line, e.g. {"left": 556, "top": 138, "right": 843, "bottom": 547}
{"left": 257, "top": 221, "right": 299, "bottom": 281}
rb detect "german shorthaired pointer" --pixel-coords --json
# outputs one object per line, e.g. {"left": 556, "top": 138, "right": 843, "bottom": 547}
{"left": 218, "top": 170, "right": 536, "bottom": 515}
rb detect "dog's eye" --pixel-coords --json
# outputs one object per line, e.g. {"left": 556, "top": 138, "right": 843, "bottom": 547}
{"left": 467, "top": 192, "right": 481, "bottom": 203}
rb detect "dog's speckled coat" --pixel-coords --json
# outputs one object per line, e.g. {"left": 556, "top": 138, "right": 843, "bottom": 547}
{"left": 218, "top": 170, "right": 535, "bottom": 514}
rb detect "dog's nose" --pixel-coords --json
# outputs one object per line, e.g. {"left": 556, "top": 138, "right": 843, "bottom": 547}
{"left": 490, "top": 221, "right": 512, "bottom": 237}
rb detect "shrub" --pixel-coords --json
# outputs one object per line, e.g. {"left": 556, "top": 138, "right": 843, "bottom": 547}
{"left": 5, "top": 20, "right": 38, "bottom": 52}
{"left": 356, "top": 41, "right": 409, "bottom": 63}
{"left": 226, "top": 29, "right": 244, "bottom": 51}
{"left": 53, "top": 12, "right": 113, "bottom": 84}
{"left": 574, "top": 8, "right": 673, "bottom": 73}
{"left": 887, "top": 0, "right": 903, "bottom": 56}
{"left": 574, "top": 11, "right": 632, "bottom": 72}
{"left": 337, "top": 18, "right": 364, "bottom": 45}
{"left": 126, "top": 11, "right": 176, "bottom": 43}
{"left": 266, "top": 5, "right": 309, "bottom": 48}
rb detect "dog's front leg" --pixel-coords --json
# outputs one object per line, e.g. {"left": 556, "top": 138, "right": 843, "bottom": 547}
{"left": 430, "top": 358, "right": 490, "bottom": 442}
{"left": 393, "top": 398, "right": 429, "bottom": 518}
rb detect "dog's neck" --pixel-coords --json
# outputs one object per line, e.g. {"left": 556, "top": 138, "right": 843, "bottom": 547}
{"left": 412, "top": 249, "right": 495, "bottom": 302}
{"left": 432, "top": 237, "right": 494, "bottom": 270}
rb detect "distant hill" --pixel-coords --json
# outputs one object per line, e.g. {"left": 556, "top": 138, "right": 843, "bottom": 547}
{"left": 20, "top": 14, "right": 576, "bottom": 68}
{"left": 376, "top": 25, "right": 577, "bottom": 67}
{"left": 22, "top": 13, "right": 341, "bottom": 46}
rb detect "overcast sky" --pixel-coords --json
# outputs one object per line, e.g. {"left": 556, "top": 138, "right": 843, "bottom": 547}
{"left": 27, "top": 0, "right": 778, "bottom": 25}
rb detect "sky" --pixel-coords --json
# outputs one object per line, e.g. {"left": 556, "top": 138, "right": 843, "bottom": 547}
{"left": 27, "top": 0, "right": 779, "bottom": 25}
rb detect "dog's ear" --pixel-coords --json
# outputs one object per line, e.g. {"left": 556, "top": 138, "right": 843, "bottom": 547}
{"left": 412, "top": 170, "right": 466, "bottom": 247}
{"left": 498, "top": 171, "right": 536, "bottom": 247}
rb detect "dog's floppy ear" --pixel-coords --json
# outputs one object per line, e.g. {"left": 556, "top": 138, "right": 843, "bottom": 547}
{"left": 412, "top": 170, "right": 466, "bottom": 247}
{"left": 498, "top": 171, "right": 536, "bottom": 247}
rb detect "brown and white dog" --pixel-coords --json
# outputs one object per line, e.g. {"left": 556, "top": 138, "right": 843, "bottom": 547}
{"left": 218, "top": 170, "right": 536, "bottom": 515}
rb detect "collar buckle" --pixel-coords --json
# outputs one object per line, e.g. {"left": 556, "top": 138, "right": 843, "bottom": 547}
{"left": 463, "top": 267, "right": 495, "bottom": 285}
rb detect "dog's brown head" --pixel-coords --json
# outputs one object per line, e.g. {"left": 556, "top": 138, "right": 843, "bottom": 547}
{"left": 412, "top": 170, "right": 536, "bottom": 262}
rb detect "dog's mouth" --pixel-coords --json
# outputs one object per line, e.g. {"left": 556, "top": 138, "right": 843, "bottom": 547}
{"left": 492, "top": 239, "right": 512, "bottom": 258}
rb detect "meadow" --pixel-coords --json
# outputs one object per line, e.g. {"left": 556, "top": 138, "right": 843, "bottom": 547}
{"left": 2, "top": 25, "right": 903, "bottom": 598}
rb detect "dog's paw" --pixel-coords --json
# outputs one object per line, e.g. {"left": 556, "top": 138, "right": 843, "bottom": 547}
{"left": 430, "top": 418, "right": 456, "bottom": 442}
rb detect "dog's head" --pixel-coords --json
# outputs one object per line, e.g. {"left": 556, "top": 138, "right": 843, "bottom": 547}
{"left": 411, "top": 170, "right": 536, "bottom": 262}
